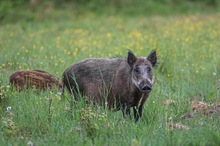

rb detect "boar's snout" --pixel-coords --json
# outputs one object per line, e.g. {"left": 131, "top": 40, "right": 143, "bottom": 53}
{"left": 142, "top": 85, "right": 152, "bottom": 92}
{"left": 139, "top": 80, "right": 153, "bottom": 93}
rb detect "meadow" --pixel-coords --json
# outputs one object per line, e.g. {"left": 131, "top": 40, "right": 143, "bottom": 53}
{"left": 0, "top": 10, "right": 220, "bottom": 145}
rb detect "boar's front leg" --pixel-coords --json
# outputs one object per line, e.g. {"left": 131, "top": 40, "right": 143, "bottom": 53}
{"left": 122, "top": 105, "right": 131, "bottom": 119}
{"left": 133, "top": 104, "right": 143, "bottom": 122}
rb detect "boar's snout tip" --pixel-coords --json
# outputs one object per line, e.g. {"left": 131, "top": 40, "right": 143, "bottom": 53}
{"left": 141, "top": 85, "right": 152, "bottom": 92}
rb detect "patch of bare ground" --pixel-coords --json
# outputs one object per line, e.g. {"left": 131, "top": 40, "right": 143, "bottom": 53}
{"left": 163, "top": 99, "right": 175, "bottom": 106}
{"left": 164, "top": 99, "right": 220, "bottom": 131}
{"left": 169, "top": 123, "right": 190, "bottom": 131}
{"left": 192, "top": 101, "right": 220, "bottom": 116}
{"left": 164, "top": 99, "right": 220, "bottom": 118}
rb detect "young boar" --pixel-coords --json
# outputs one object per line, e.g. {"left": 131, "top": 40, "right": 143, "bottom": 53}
{"left": 62, "top": 50, "right": 157, "bottom": 122}
{"left": 10, "top": 70, "right": 62, "bottom": 91}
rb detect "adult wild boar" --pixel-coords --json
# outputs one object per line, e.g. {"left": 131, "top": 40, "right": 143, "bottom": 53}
{"left": 62, "top": 50, "right": 157, "bottom": 122}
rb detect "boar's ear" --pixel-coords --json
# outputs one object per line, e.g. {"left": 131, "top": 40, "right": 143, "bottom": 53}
{"left": 147, "top": 49, "right": 157, "bottom": 67}
{"left": 127, "top": 50, "right": 137, "bottom": 66}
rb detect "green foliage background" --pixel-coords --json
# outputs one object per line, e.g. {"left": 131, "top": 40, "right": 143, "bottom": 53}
{"left": 1, "top": 0, "right": 220, "bottom": 23}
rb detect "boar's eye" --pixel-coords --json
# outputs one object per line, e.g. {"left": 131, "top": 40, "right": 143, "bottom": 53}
{"left": 134, "top": 68, "right": 141, "bottom": 74}
{"left": 147, "top": 67, "right": 152, "bottom": 73}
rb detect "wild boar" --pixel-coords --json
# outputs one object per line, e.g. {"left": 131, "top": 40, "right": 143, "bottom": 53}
{"left": 9, "top": 70, "right": 62, "bottom": 91}
{"left": 62, "top": 50, "right": 157, "bottom": 122}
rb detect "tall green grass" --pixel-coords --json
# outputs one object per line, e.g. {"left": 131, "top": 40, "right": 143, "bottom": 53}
{"left": 0, "top": 13, "right": 220, "bottom": 145}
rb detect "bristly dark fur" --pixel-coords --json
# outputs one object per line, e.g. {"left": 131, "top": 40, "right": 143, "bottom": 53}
{"left": 9, "top": 70, "right": 63, "bottom": 91}
{"left": 62, "top": 49, "right": 157, "bottom": 122}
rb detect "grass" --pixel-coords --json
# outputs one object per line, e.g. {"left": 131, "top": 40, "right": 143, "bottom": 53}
{"left": 0, "top": 11, "right": 220, "bottom": 145}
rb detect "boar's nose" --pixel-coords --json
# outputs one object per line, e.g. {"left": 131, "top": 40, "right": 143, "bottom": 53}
{"left": 142, "top": 85, "right": 152, "bottom": 92}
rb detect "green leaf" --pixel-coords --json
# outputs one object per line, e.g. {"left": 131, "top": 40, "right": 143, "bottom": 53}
{"left": 209, "top": 92, "right": 215, "bottom": 101}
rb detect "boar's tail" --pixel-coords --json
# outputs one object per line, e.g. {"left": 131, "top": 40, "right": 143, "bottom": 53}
{"left": 61, "top": 74, "right": 65, "bottom": 97}
{"left": 61, "top": 82, "right": 65, "bottom": 97}
{"left": 61, "top": 72, "right": 67, "bottom": 98}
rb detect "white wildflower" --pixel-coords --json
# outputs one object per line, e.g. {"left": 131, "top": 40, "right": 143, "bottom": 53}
{"left": 6, "top": 106, "right": 12, "bottom": 111}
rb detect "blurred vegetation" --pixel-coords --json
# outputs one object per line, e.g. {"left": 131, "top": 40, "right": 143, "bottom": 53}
{"left": 0, "top": 0, "right": 220, "bottom": 24}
